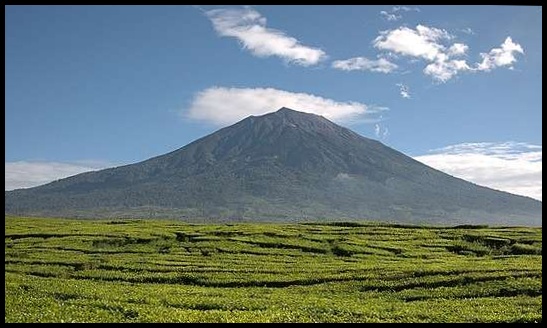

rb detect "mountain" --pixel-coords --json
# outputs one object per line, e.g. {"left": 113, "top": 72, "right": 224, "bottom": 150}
{"left": 5, "top": 107, "right": 542, "bottom": 225}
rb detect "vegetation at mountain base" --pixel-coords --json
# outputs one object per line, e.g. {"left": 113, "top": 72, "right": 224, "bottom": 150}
{"left": 5, "top": 216, "right": 542, "bottom": 323}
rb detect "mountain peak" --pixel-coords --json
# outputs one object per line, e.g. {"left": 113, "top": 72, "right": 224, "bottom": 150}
{"left": 246, "top": 107, "right": 340, "bottom": 137}
{"left": 273, "top": 107, "right": 321, "bottom": 118}
{"left": 248, "top": 107, "right": 317, "bottom": 121}
{"left": 266, "top": 107, "right": 327, "bottom": 124}
{"left": 276, "top": 107, "right": 310, "bottom": 115}
{"left": 277, "top": 107, "right": 296, "bottom": 112}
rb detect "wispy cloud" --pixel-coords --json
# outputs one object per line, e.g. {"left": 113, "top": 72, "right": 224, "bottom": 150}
{"left": 380, "top": 11, "right": 401, "bottom": 22}
{"left": 186, "top": 87, "right": 384, "bottom": 126}
{"left": 205, "top": 7, "right": 327, "bottom": 66}
{"left": 380, "top": 6, "right": 420, "bottom": 21}
{"left": 414, "top": 142, "right": 542, "bottom": 201}
{"left": 5, "top": 161, "right": 113, "bottom": 191}
{"left": 332, "top": 57, "right": 397, "bottom": 73}
{"left": 374, "top": 123, "right": 389, "bottom": 139}
{"left": 460, "top": 27, "right": 475, "bottom": 35}
{"left": 476, "top": 37, "right": 524, "bottom": 71}
{"left": 396, "top": 83, "right": 411, "bottom": 98}
{"left": 392, "top": 6, "right": 421, "bottom": 13}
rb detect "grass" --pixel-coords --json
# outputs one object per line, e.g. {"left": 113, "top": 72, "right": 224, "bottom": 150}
{"left": 4, "top": 216, "right": 542, "bottom": 323}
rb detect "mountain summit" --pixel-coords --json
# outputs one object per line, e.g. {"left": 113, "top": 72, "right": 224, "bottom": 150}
{"left": 5, "top": 108, "right": 541, "bottom": 225}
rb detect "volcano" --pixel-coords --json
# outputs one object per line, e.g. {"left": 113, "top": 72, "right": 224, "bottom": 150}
{"left": 5, "top": 108, "right": 542, "bottom": 225}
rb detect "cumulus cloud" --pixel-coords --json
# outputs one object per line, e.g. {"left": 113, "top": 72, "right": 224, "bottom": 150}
{"left": 447, "top": 43, "right": 468, "bottom": 56}
{"left": 396, "top": 83, "right": 411, "bottom": 98}
{"left": 5, "top": 161, "right": 112, "bottom": 191}
{"left": 372, "top": 24, "right": 474, "bottom": 82}
{"left": 414, "top": 142, "right": 542, "bottom": 201}
{"left": 205, "top": 7, "right": 327, "bottom": 66}
{"left": 186, "top": 87, "right": 381, "bottom": 126}
{"left": 332, "top": 57, "right": 397, "bottom": 73}
{"left": 476, "top": 37, "right": 524, "bottom": 71}
{"left": 423, "top": 58, "right": 471, "bottom": 82}
{"left": 373, "top": 25, "right": 452, "bottom": 61}
{"left": 373, "top": 25, "right": 523, "bottom": 82}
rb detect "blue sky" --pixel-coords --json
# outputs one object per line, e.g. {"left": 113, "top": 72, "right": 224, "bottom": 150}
{"left": 5, "top": 5, "right": 542, "bottom": 200}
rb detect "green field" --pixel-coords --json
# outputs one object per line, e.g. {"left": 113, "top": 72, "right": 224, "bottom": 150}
{"left": 4, "top": 216, "right": 542, "bottom": 323}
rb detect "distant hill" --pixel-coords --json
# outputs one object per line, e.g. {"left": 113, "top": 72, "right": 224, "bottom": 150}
{"left": 5, "top": 107, "right": 542, "bottom": 225}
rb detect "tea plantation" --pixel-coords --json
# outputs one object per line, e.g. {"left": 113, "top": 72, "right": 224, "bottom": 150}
{"left": 5, "top": 216, "right": 542, "bottom": 323}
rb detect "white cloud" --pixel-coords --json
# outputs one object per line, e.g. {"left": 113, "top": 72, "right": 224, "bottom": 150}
{"left": 392, "top": 6, "right": 421, "bottom": 13}
{"left": 374, "top": 123, "right": 389, "bottom": 139}
{"left": 448, "top": 43, "right": 468, "bottom": 56}
{"left": 380, "top": 6, "right": 420, "bottom": 21}
{"left": 373, "top": 24, "right": 496, "bottom": 82}
{"left": 424, "top": 58, "right": 471, "bottom": 82}
{"left": 205, "top": 7, "right": 327, "bottom": 66}
{"left": 396, "top": 83, "right": 411, "bottom": 98}
{"left": 476, "top": 37, "right": 524, "bottom": 71}
{"left": 343, "top": 24, "right": 521, "bottom": 83}
{"left": 460, "top": 27, "right": 475, "bottom": 35}
{"left": 414, "top": 142, "right": 542, "bottom": 201}
{"left": 368, "top": 23, "right": 522, "bottom": 82}
{"left": 5, "top": 161, "right": 112, "bottom": 191}
{"left": 373, "top": 25, "right": 452, "bottom": 61}
{"left": 187, "top": 86, "right": 381, "bottom": 126}
{"left": 380, "top": 11, "right": 401, "bottom": 21}
{"left": 415, "top": 24, "right": 452, "bottom": 41}
{"left": 332, "top": 57, "right": 397, "bottom": 73}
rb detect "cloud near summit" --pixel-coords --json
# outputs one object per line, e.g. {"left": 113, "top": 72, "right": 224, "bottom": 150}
{"left": 186, "top": 87, "right": 380, "bottom": 126}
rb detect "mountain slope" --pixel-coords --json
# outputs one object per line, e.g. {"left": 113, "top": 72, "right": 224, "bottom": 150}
{"left": 5, "top": 108, "right": 542, "bottom": 225}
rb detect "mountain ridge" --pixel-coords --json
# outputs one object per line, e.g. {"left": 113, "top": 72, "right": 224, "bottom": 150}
{"left": 5, "top": 107, "right": 541, "bottom": 225}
